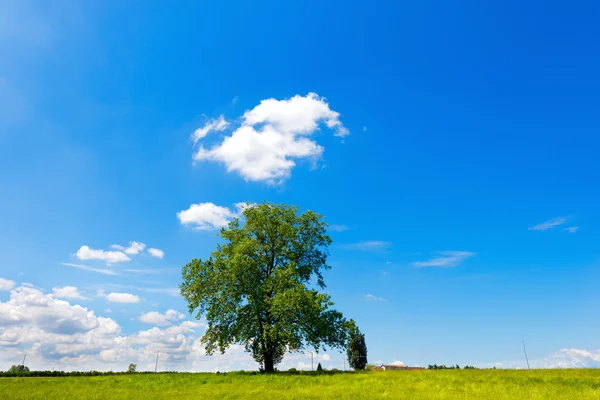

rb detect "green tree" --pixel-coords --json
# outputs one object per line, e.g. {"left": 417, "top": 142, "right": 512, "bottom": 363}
{"left": 346, "top": 324, "right": 368, "bottom": 370}
{"left": 8, "top": 365, "right": 30, "bottom": 374}
{"left": 127, "top": 363, "right": 137, "bottom": 373}
{"left": 317, "top": 362, "right": 323, "bottom": 372}
{"left": 181, "top": 202, "right": 350, "bottom": 372}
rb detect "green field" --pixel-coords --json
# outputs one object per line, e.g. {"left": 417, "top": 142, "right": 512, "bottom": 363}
{"left": 1, "top": 370, "right": 599, "bottom": 399}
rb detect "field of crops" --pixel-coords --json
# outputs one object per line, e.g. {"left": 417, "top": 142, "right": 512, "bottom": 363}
{"left": 1, "top": 369, "right": 599, "bottom": 399}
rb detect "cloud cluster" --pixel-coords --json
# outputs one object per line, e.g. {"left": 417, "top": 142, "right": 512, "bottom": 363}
{"left": 192, "top": 93, "right": 349, "bottom": 184}
{"left": 0, "top": 282, "right": 337, "bottom": 372}
{"left": 414, "top": 251, "right": 475, "bottom": 268}
{"left": 74, "top": 242, "right": 165, "bottom": 265}
{"left": 541, "top": 348, "right": 600, "bottom": 368}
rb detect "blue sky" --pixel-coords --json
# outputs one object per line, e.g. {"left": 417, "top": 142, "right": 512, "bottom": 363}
{"left": 1, "top": 0, "right": 599, "bottom": 371}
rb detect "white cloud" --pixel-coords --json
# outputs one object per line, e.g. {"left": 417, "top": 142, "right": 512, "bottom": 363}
{"left": 192, "top": 115, "right": 229, "bottom": 143}
{"left": 193, "top": 93, "right": 348, "bottom": 184}
{"left": 390, "top": 360, "right": 404, "bottom": 366}
{"left": 414, "top": 251, "right": 475, "bottom": 268}
{"left": 124, "top": 241, "right": 146, "bottom": 255}
{"left": 491, "top": 348, "right": 600, "bottom": 369}
{"left": 529, "top": 217, "right": 567, "bottom": 231}
{"left": 0, "top": 278, "right": 15, "bottom": 291}
{"left": 366, "top": 294, "right": 386, "bottom": 302}
{"left": 564, "top": 226, "right": 579, "bottom": 233}
{"left": 52, "top": 286, "right": 89, "bottom": 300}
{"left": 139, "top": 310, "right": 186, "bottom": 326}
{"left": 76, "top": 246, "right": 130, "bottom": 263}
{"left": 62, "top": 263, "right": 118, "bottom": 276}
{"left": 329, "top": 224, "right": 350, "bottom": 232}
{"left": 104, "top": 292, "right": 140, "bottom": 304}
{"left": 342, "top": 241, "right": 391, "bottom": 251}
{"left": 147, "top": 248, "right": 164, "bottom": 259}
{"left": 541, "top": 348, "right": 600, "bottom": 368}
{"left": 177, "top": 202, "right": 244, "bottom": 230}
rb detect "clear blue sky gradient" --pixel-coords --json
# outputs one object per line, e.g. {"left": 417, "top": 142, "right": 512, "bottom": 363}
{"left": 1, "top": 0, "right": 599, "bottom": 369}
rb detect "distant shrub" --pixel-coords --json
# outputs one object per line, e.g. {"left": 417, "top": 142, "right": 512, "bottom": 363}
{"left": 316, "top": 363, "right": 323, "bottom": 372}
{"left": 365, "top": 364, "right": 375, "bottom": 371}
{"left": 127, "top": 363, "right": 137, "bottom": 374}
{"left": 287, "top": 368, "right": 298, "bottom": 373}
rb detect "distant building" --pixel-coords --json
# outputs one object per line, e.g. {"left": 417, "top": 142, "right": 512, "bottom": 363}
{"left": 372, "top": 365, "right": 425, "bottom": 371}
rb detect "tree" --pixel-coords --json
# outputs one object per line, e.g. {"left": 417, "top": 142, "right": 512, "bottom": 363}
{"left": 181, "top": 202, "right": 350, "bottom": 372}
{"left": 127, "top": 363, "right": 137, "bottom": 373}
{"left": 8, "top": 365, "right": 29, "bottom": 374}
{"left": 346, "top": 323, "right": 368, "bottom": 370}
{"left": 317, "top": 362, "right": 323, "bottom": 372}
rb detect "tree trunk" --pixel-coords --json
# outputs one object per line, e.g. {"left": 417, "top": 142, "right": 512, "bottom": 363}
{"left": 263, "top": 353, "right": 274, "bottom": 373}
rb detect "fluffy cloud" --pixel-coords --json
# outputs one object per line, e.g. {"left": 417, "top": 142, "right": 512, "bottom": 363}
{"left": 414, "top": 251, "right": 475, "bottom": 268}
{"left": 52, "top": 286, "right": 89, "bottom": 300}
{"left": 125, "top": 241, "right": 146, "bottom": 255}
{"left": 147, "top": 248, "right": 165, "bottom": 259}
{"left": 0, "top": 278, "right": 15, "bottom": 291}
{"left": 101, "top": 292, "right": 140, "bottom": 304}
{"left": 192, "top": 93, "right": 348, "bottom": 184}
{"left": 529, "top": 217, "right": 567, "bottom": 231}
{"left": 177, "top": 202, "right": 244, "bottom": 230}
{"left": 139, "top": 310, "right": 186, "bottom": 326}
{"left": 564, "top": 226, "right": 579, "bottom": 233}
{"left": 192, "top": 115, "right": 229, "bottom": 143}
{"left": 76, "top": 246, "right": 130, "bottom": 263}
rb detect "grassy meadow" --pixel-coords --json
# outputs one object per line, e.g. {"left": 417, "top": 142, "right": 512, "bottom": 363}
{"left": 1, "top": 369, "right": 599, "bottom": 399}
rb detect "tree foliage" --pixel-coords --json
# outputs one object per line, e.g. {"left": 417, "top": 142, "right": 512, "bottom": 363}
{"left": 317, "top": 362, "right": 323, "bottom": 372}
{"left": 346, "top": 324, "right": 368, "bottom": 370}
{"left": 8, "top": 365, "right": 30, "bottom": 374}
{"left": 127, "top": 363, "right": 137, "bottom": 373}
{"left": 180, "top": 202, "right": 350, "bottom": 372}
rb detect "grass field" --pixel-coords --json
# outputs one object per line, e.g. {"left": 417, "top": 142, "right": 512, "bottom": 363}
{"left": 1, "top": 370, "right": 599, "bottom": 399}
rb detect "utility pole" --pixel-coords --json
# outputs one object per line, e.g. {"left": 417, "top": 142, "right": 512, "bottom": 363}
{"left": 22, "top": 354, "right": 26, "bottom": 367}
{"left": 522, "top": 341, "right": 530, "bottom": 370}
{"left": 343, "top": 358, "right": 346, "bottom": 371}
{"left": 155, "top": 351, "right": 160, "bottom": 373}
{"left": 311, "top": 352, "right": 314, "bottom": 371}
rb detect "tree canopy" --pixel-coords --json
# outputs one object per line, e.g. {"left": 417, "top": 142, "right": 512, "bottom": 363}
{"left": 180, "top": 202, "right": 351, "bottom": 372}
{"left": 347, "top": 324, "right": 368, "bottom": 370}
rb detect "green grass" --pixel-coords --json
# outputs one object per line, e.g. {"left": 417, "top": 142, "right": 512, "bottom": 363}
{"left": 1, "top": 370, "right": 599, "bottom": 399}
